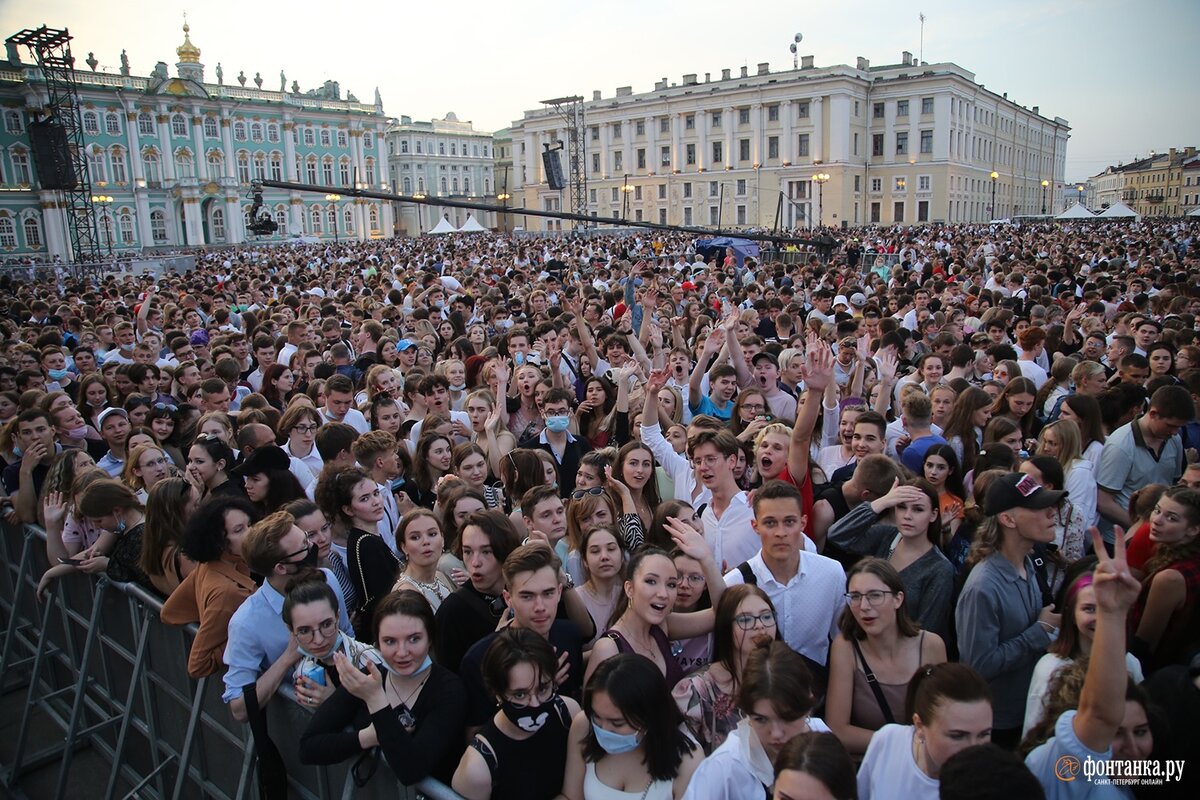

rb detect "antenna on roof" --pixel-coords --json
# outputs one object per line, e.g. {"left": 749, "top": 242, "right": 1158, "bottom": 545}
{"left": 919, "top": 12, "right": 926, "bottom": 63}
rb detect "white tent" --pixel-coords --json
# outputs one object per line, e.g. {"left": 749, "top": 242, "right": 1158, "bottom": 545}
{"left": 1055, "top": 203, "right": 1095, "bottom": 220}
{"left": 1097, "top": 202, "right": 1140, "bottom": 220}
{"left": 457, "top": 215, "right": 487, "bottom": 232}
{"left": 1187, "top": 206, "right": 1200, "bottom": 217}
{"left": 426, "top": 216, "right": 457, "bottom": 234}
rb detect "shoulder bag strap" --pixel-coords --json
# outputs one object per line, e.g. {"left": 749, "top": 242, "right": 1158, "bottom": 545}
{"left": 849, "top": 637, "right": 895, "bottom": 725}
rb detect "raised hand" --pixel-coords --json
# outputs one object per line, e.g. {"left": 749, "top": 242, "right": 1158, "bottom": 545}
{"left": 42, "top": 491, "right": 67, "bottom": 530}
{"left": 801, "top": 336, "right": 835, "bottom": 392}
{"left": 703, "top": 327, "right": 725, "bottom": 354}
{"left": 645, "top": 368, "right": 669, "bottom": 397}
{"left": 334, "top": 652, "right": 385, "bottom": 704}
{"left": 877, "top": 349, "right": 899, "bottom": 383}
{"left": 665, "top": 516, "right": 711, "bottom": 562}
{"left": 1089, "top": 526, "right": 1140, "bottom": 614}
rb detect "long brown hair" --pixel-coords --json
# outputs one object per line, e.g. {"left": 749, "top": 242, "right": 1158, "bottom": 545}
{"left": 838, "top": 557, "right": 921, "bottom": 640}
{"left": 711, "top": 584, "right": 780, "bottom": 691}
{"left": 942, "top": 387, "right": 992, "bottom": 472}
{"left": 1144, "top": 486, "right": 1200, "bottom": 577}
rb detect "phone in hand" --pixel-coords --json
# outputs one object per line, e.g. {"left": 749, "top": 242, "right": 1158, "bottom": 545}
{"left": 57, "top": 557, "right": 81, "bottom": 566}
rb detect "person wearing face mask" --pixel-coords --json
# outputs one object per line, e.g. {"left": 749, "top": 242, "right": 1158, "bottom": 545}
{"left": 223, "top": 510, "right": 353, "bottom": 723}
{"left": 453, "top": 628, "right": 582, "bottom": 800}
{"left": 301, "top": 591, "right": 468, "bottom": 787}
{"left": 520, "top": 388, "right": 593, "bottom": 498}
{"left": 560, "top": 653, "right": 701, "bottom": 800}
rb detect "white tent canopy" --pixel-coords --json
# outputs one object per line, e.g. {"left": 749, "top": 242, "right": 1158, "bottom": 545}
{"left": 426, "top": 216, "right": 457, "bottom": 234}
{"left": 1055, "top": 203, "right": 1095, "bottom": 220}
{"left": 1097, "top": 202, "right": 1140, "bottom": 219}
{"left": 457, "top": 215, "right": 487, "bottom": 232}
{"left": 1188, "top": 206, "right": 1200, "bottom": 217}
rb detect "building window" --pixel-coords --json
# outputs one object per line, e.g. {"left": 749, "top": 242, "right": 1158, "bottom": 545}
{"left": 896, "top": 131, "right": 908, "bottom": 155}
{"left": 922, "top": 97, "right": 934, "bottom": 114}
{"left": 137, "top": 113, "right": 155, "bottom": 135}
{"left": 592, "top": 153, "right": 600, "bottom": 175}
{"left": 736, "top": 205, "right": 746, "bottom": 224}
{"left": 171, "top": 114, "right": 187, "bottom": 137}
{"left": 339, "top": 158, "right": 351, "bottom": 186}
{"left": 87, "top": 149, "right": 107, "bottom": 183}
{"left": 250, "top": 122, "right": 263, "bottom": 143}
{"left": 268, "top": 123, "right": 281, "bottom": 143}
{"left": 659, "top": 208, "right": 667, "bottom": 224}
{"left": 797, "top": 134, "right": 810, "bottom": 158}
{"left": 270, "top": 153, "right": 283, "bottom": 181}
{"left": 589, "top": 188, "right": 597, "bottom": 203}
{"left": 854, "top": 175, "right": 861, "bottom": 192}
{"left": 683, "top": 207, "right": 693, "bottom": 225}
{"left": 110, "top": 148, "right": 127, "bottom": 183}
{"left": 736, "top": 179, "right": 746, "bottom": 195}
{"left": 739, "top": 139, "right": 750, "bottom": 161}
{"left": 685, "top": 115, "right": 695, "bottom": 130}
{"left": 614, "top": 151, "right": 623, "bottom": 172}
{"left": 203, "top": 117, "right": 219, "bottom": 139}
{"left": 712, "top": 141, "right": 723, "bottom": 163}
{"left": 873, "top": 102, "right": 884, "bottom": 119}
{"left": 150, "top": 210, "right": 167, "bottom": 242}
{"left": 363, "top": 132, "right": 374, "bottom": 149}
{"left": 686, "top": 144, "right": 696, "bottom": 165}
{"left": 235, "top": 151, "right": 250, "bottom": 183}
{"left": 335, "top": 130, "right": 346, "bottom": 148}
{"left": 400, "top": 140, "right": 409, "bottom": 154}
{"left": 105, "top": 112, "right": 121, "bottom": 136}
{"left": 738, "top": 108, "right": 750, "bottom": 125}
{"left": 305, "top": 157, "right": 317, "bottom": 184}
{"left": 415, "top": 140, "right": 422, "bottom": 154}
{"left": 611, "top": 187, "right": 619, "bottom": 202}
{"left": 709, "top": 181, "right": 718, "bottom": 197}
{"left": 590, "top": 126, "right": 599, "bottom": 142}
{"left": 142, "top": 151, "right": 160, "bottom": 183}
{"left": 711, "top": 111, "right": 722, "bottom": 129}
{"left": 175, "top": 150, "right": 194, "bottom": 178}
{"left": 894, "top": 177, "right": 906, "bottom": 192}
{"left": 612, "top": 123, "right": 622, "bottom": 141}
{"left": 252, "top": 152, "right": 266, "bottom": 180}
{"left": 797, "top": 101, "right": 810, "bottom": 119}
{"left": 0, "top": 216, "right": 16, "bottom": 248}
{"left": 233, "top": 120, "right": 247, "bottom": 141}
{"left": 275, "top": 206, "right": 287, "bottom": 232}
{"left": 661, "top": 146, "right": 670, "bottom": 167}
{"left": 637, "top": 149, "right": 646, "bottom": 170}
{"left": 917, "top": 200, "right": 929, "bottom": 222}
{"left": 897, "top": 100, "right": 909, "bottom": 117}
{"left": 870, "top": 177, "right": 882, "bottom": 192}
{"left": 310, "top": 206, "right": 323, "bottom": 234}
{"left": 768, "top": 136, "right": 778, "bottom": 160}
{"left": 658, "top": 184, "right": 666, "bottom": 199}
{"left": 303, "top": 127, "right": 315, "bottom": 146}
{"left": 870, "top": 202, "right": 881, "bottom": 223}
{"left": 322, "top": 158, "right": 334, "bottom": 185}
{"left": 4, "top": 110, "right": 23, "bottom": 134}
{"left": 317, "top": 128, "right": 330, "bottom": 147}
{"left": 633, "top": 186, "right": 642, "bottom": 201}
{"left": 920, "top": 129, "right": 933, "bottom": 154}
{"left": 918, "top": 175, "right": 931, "bottom": 191}
{"left": 683, "top": 182, "right": 692, "bottom": 198}
{"left": 23, "top": 216, "right": 42, "bottom": 248}
{"left": 767, "top": 105, "right": 779, "bottom": 122}
{"left": 365, "top": 158, "right": 376, "bottom": 185}
{"left": 635, "top": 120, "right": 645, "bottom": 136}
{"left": 872, "top": 134, "right": 884, "bottom": 157}
{"left": 894, "top": 201, "right": 904, "bottom": 222}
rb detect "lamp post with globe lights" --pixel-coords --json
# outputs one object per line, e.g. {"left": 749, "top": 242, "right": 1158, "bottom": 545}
{"left": 989, "top": 171, "right": 999, "bottom": 219}
{"left": 812, "top": 172, "right": 829, "bottom": 227}
{"left": 1041, "top": 180, "right": 1049, "bottom": 215}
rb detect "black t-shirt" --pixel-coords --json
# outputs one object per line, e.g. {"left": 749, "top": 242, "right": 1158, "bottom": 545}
{"left": 1, "top": 458, "right": 51, "bottom": 499}
{"left": 459, "top": 620, "right": 583, "bottom": 726}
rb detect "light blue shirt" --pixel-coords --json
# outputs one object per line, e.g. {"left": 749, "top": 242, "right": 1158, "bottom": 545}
{"left": 96, "top": 451, "right": 125, "bottom": 477}
{"left": 1025, "top": 710, "right": 1128, "bottom": 799}
{"left": 221, "top": 568, "right": 353, "bottom": 703}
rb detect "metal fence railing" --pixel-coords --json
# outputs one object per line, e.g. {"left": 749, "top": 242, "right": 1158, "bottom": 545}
{"left": 0, "top": 522, "right": 462, "bottom": 800}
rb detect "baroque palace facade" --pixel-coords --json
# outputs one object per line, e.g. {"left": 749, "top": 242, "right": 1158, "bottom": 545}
{"left": 509, "top": 52, "right": 1070, "bottom": 231}
{"left": 0, "top": 24, "right": 393, "bottom": 260}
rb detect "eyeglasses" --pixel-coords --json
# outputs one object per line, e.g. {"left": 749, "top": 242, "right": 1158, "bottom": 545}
{"left": 302, "top": 521, "right": 333, "bottom": 540}
{"left": 153, "top": 402, "right": 178, "bottom": 412}
{"left": 570, "top": 487, "right": 606, "bottom": 501}
{"left": 292, "top": 424, "right": 319, "bottom": 434}
{"left": 140, "top": 456, "right": 170, "bottom": 469}
{"left": 293, "top": 618, "right": 337, "bottom": 642}
{"left": 677, "top": 573, "right": 706, "bottom": 586}
{"left": 733, "top": 611, "right": 777, "bottom": 630}
{"left": 741, "top": 403, "right": 766, "bottom": 413}
{"left": 844, "top": 590, "right": 895, "bottom": 607}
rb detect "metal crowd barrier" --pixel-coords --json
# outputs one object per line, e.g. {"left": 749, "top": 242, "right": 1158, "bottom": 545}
{"left": 0, "top": 522, "right": 463, "bottom": 800}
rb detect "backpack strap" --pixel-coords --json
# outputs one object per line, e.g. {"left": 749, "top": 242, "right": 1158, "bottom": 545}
{"left": 1029, "top": 546, "right": 1054, "bottom": 608}
{"left": 737, "top": 561, "right": 757, "bottom": 586}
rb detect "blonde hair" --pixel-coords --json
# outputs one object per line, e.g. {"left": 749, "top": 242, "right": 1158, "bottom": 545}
{"left": 1040, "top": 419, "right": 1082, "bottom": 472}
{"left": 122, "top": 443, "right": 169, "bottom": 491}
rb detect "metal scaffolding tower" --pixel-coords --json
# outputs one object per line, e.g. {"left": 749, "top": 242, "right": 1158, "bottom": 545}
{"left": 539, "top": 95, "right": 587, "bottom": 229}
{"left": 6, "top": 26, "right": 103, "bottom": 270}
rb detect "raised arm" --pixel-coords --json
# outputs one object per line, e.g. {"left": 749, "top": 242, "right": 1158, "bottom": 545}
{"left": 688, "top": 329, "right": 724, "bottom": 411}
{"left": 787, "top": 334, "right": 834, "bottom": 483}
{"left": 722, "top": 315, "right": 754, "bottom": 388}
{"left": 874, "top": 350, "right": 899, "bottom": 417}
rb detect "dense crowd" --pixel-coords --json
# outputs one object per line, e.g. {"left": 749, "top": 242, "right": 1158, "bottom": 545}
{"left": 2, "top": 218, "right": 1199, "bottom": 800}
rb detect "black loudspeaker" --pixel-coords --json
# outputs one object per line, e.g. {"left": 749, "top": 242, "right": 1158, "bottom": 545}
{"left": 542, "top": 149, "right": 565, "bottom": 190}
{"left": 28, "top": 119, "right": 77, "bottom": 190}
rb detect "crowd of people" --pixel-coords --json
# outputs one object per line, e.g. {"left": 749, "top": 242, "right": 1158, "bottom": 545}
{"left": 2, "top": 217, "right": 1199, "bottom": 800}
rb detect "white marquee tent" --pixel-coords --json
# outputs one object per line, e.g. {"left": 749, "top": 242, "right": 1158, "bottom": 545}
{"left": 1097, "top": 202, "right": 1140, "bottom": 220}
{"left": 457, "top": 215, "right": 487, "bottom": 232}
{"left": 1187, "top": 206, "right": 1200, "bottom": 217}
{"left": 1055, "top": 203, "right": 1095, "bottom": 220}
{"left": 426, "top": 216, "right": 457, "bottom": 234}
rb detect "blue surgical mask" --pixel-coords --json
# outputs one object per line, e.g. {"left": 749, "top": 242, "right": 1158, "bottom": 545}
{"left": 591, "top": 722, "right": 641, "bottom": 754}
{"left": 544, "top": 415, "right": 570, "bottom": 433}
{"left": 48, "top": 368, "right": 69, "bottom": 381}
{"left": 298, "top": 633, "right": 344, "bottom": 661}
{"left": 379, "top": 653, "right": 432, "bottom": 677}
{"left": 513, "top": 352, "right": 525, "bottom": 367}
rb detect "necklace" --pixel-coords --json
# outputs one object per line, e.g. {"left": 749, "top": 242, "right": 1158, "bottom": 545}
{"left": 405, "top": 573, "right": 448, "bottom": 601}
{"left": 387, "top": 670, "right": 430, "bottom": 729}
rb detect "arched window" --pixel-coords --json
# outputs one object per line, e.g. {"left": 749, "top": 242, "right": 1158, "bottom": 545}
{"left": 269, "top": 152, "right": 283, "bottom": 181}
{"left": 305, "top": 157, "right": 318, "bottom": 184}
{"left": 143, "top": 150, "right": 161, "bottom": 183}
{"left": 452, "top": 177, "right": 459, "bottom": 193}
{"left": 233, "top": 120, "right": 247, "bottom": 140}
{"left": 150, "top": 210, "right": 167, "bottom": 243}
{"left": 4, "top": 110, "right": 24, "bottom": 134}
{"left": 105, "top": 112, "right": 121, "bottom": 136}
{"left": 236, "top": 151, "right": 251, "bottom": 183}
{"left": 11, "top": 150, "right": 29, "bottom": 185}
{"left": 402, "top": 177, "right": 411, "bottom": 194}
{"left": 211, "top": 207, "right": 225, "bottom": 241}
{"left": 363, "top": 132, "right": 374, "bottom": 149}
{"left": 464, "top": 176, "right": 471, "bottom": 194}
{"left": 302, "top": 127, "right": 315, "bottom": 147}
{"left": 87, "top": 147, "right": 107, "bottom": 183}
{"left": 274, "top": 205, "right": 288, "bottom": 233}
{"left": 175, "top": 150, "right": 194, "bottom": 178}
{"left": 343, "top": 207, "right": 353, "bottom": 232}
{"left": 338, "top": 158, "right": 351, "bottom": 186}
{"left": 267, "top": 123, "right": 280, "bottom": 143}
{"left": 321, "top": 157, "right": 334, "bottom": 185}
{"left": 0, "top": 215, "right": 16, "bottom": 248}
{"left": 327, "top": 206, "right": 337, "bottom": 232}
{"left": 83, "top": 111, "right": 100, "bottom": 135}
{"left": 364, "top": 157, "right": 376, "bottom": 185}
{"left": 203, "top": 117, "right": 219, "bottom": 139}
{"left": 336, "top": 130, "right": 347, "bottom": 148}
{"left": 320, "top": 128, "right": 331, "bottom": 147}
{"left": 417, "top": 177, "right": 425, "bottom": 193}
{"left": 118, "top": 212, "right": 134, "bottom": 245}
{"left": 253, "top": 152, "right": 267, "bottom": 180}
{"left": 369, "top": 205, "right": 379, "bottom": 232}
{"left": 207, "top": 150, "right": 224, "bottom": 176}
{"left": 440, "top": 177, "right": 447, "bottom": 193}
{"left": 250, "top": 122, "right": 264, "bottom": 143}
{"left": 22, "top": 216, "right": 43, "bottom": 248}
{"left": 138, "top": 113, "right": 155, "bottom": 136}
{"left": 484, "top": 178, "right": 491, "bottom": 194}
{"left": 171, "top": 114, "right": 188, "bottom": 138}
{"left": 110, "top": 147, "right": 128, "bottom": 183}
{"left": 310, "top": 206, "right": 322, "bottom": 234}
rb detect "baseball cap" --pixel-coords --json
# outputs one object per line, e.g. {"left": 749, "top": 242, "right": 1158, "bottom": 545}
{"left": 233, "top": 445, "right": 291, "bottom": 477}
{"left": 396, "top": 339, "right": 418, "bottom": 351}
{"left": 97, "top": 407, "right": 129, "bottom": 429}
{"left": 983, "top": 473, "right": 1066, "bottom": 516}
{"left": 849, "top": 292, "right": 868, "bottom": 308}
{"left": 751, "top": 351, "right": 778, "bottom": 368}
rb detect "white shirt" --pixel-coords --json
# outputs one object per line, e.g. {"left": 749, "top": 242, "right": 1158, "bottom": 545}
{"left": 324, "top": 407, "right": 369, "bottom": 436}
{"left": 408, "top": 410, "right": 472, "bottom": 448}
{"left": 701, "top": 492, "right": 758, "bottom": 571}
{"left": 682, "top": 718, "right": 832, "bottom": 800}
{"left": 1017, "top": 359, "right": 1049, "bottom": 390}
{"left": 246, "top": 367, "right": 265, "bottom": 392}
{"left": 285, "top": 440, "right": 324, "bottom": 480}
{"left": 374, "top": 480, "right": 400, "bottom": 556}
{"left": 724, "top": 550, "right": 843, "bottom": 665}
{"left": 638, "top": 423, "right": 707, "bottom": 505}
{"left": 858, "top": 725, "right": 939, "bottom": 800}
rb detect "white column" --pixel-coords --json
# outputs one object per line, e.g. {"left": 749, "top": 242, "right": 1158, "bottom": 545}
{"left": 621, "top": 121, "right": 632, "bottom": 178}
{"left": 133, "top": 191, "right": 153, "bottom": 247}
{"left": 375, "top": 125, "right": 389, "bottom": 191}
{"left": 645, "top": 116, "right": 656, "bottom": 174}
{"left": 811, "top": 98, "right": 824, "bottom": 164}
{"left": 524, "top": 133, "right": 537, "bottom": 183}
{"left": 599, "top": 122, "right": 611, "bottom": 180}
{"left": 225, "top": 195, "right": 243, "bottom": 244}
{"left": 222, "top": 113, "right": 237, "bottom": 179}
{"left": 39, "top": 194, "right": 68, "bottom": 260}
{"left": 157, "top": 109, "right": 177, "bottom": 181}
{"left": 182, "top": 197, "right": 203, "bottom": 244}
{"left": 124, "top": 111, "right": 145, "bottom": 182}
{"left": 191, "top": 112, "right": 207, "bottom": 180}
{"left": 750, "top": 103, "right": 763, "bottom": 166}
{"left": 672, "top": 112, "right": 683, "bottom": 171}
{"left": 289, "top": 199, "right": 303, "bottom": 237}
{"left": 781, "top": 100, "right": 794, "bottom": 164}
{"left": 282, "top": 117, "right": 297, "bottom": 181}
{"left": 697, "top": 111, "right": 708, "bottom": 171}
{"left": 828, "top": 95, "right": 851, "bottom": 162}
{"left": 723, "top": 106, "right": 734, "bottom": 169}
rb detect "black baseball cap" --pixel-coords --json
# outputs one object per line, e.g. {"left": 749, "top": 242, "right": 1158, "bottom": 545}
{"left": 983, "top": 473, "right": 1066, "bottom": 516}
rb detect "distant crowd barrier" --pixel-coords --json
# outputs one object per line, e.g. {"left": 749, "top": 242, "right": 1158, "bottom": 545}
{"left": 0, "top": 522, "right": 462, "bottom": 800}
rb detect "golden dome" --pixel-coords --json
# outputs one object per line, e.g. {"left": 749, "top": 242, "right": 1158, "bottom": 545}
{"left": 176, "top": 23, "right": 201, "bottom": 64}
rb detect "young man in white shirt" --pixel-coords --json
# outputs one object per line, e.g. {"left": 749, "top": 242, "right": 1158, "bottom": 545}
{"left": 321, "top": 374, "right": 369, "bottom": 435}
{"left": 723, "top": 480, "right": 845, "bottom": 667}
{"left": 691, "top": 429, "right": 757, "bottom": 571}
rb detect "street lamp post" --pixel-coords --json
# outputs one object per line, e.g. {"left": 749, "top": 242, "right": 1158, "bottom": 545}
{"left": 989, "top": 171, "right": 999, "bottom": 220}
{"left": 1041, "top": 180, "right": 1049, "bottom": 215}
{"left": 1076, "top": 184, "right": 1085, "bottom": 210}
{"left": 325, "top": 193, "right": 341, "bottom": 243}
{"left": 497, "top": 165, "right": 511, "bottom": 231}
{"left": 812, "top": 173, "right": 830, "bottom": 228}
{"left": 91, "top": 194, "right": 113, "bottom": 254}
{"left": 621, "top": 173, "right": 633, "bottom": 222}
{"left": 412, "top": 192, "right": 426, "bottom": 235}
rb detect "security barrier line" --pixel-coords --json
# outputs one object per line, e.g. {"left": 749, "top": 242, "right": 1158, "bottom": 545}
{"left": 0, "top": 522, "right": 464, "bottom": 800}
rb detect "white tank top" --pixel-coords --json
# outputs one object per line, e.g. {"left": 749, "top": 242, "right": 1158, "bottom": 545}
{"left": 583, "top": 762, "right": 673, "bottom": 800}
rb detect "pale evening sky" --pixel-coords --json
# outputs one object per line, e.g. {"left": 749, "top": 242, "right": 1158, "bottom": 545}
{"left": 2, "top": 0, "right": 1195, "bottom": 183}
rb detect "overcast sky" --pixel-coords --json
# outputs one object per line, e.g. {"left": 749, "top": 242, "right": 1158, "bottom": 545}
{"left": 3, "top": 0, "right": 1195, "bottom": 182}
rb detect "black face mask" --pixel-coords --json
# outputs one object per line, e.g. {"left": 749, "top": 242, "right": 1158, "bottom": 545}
{"left": 282, "top": 543, "right": 320, "bottom": 573}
